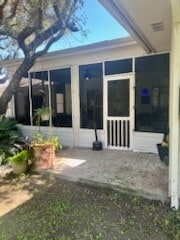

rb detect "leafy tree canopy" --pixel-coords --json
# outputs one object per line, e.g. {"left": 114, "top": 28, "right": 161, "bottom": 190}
{"left": 0, "top": 0, "right": 86, "bottom": 114}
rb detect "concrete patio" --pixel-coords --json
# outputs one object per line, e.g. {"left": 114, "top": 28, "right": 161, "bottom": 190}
{"left": 48, "top": 147, "right": 168, "bottom": 202}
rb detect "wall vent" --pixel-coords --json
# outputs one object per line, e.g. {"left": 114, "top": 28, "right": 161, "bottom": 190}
{"left": 150, "top": 21, "right": 164, "bottom": 31}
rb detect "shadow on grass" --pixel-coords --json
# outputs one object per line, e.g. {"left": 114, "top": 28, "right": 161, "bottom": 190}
{"left": 0, "top": 170, "right": 179, "bottom": 240}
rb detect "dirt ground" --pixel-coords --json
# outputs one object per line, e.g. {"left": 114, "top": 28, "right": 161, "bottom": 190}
{"left": 0, "top": 168, "right": 179, "bottom": 240}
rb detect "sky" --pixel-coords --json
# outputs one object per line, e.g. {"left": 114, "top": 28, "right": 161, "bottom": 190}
{"left": 49, "top": 0, "right": 129, "bottom": 52}
{"left": 0, "top": 0, "right": 129, "bottom": 60}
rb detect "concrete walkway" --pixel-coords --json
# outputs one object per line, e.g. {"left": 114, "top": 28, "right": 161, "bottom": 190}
{"left": 48, "top": 147, "right": 168, "bottom": 201}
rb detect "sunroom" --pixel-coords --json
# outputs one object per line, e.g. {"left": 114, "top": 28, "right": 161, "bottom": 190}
{"left": 3, "top": 37, "right": 169, "bottom": 153}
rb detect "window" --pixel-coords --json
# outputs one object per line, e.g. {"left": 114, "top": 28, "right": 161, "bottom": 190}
{"left": 135, "top": 53, "right": 169, "bottom": 133}
{"left": 50, "top": 68, "right": 72, "bottom": 127}
{"left": 56, "top": 93, "right": 64, "bottom": 113}
{"left": 30, "top": 71, "right": 49, "bottom": 126}
{"left": 108, "top": 79, "right": 129, "bottom": 117}
{"left": 15, "top": 68, "right": 72, "bottom": 127}
{"left": 79, "top": 63, "right": 103, "bottom": 129}
{"left": 105, "top": 58, "right": 132, "bottom": 75}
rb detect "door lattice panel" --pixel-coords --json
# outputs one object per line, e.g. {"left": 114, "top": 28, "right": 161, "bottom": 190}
{"left": 107, "top": 118, "right": 130, "bottom": 149}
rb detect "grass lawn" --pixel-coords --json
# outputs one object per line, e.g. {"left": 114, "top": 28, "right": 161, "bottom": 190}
{"left": 0, "top": 171, "right": 179, "bottom": 240}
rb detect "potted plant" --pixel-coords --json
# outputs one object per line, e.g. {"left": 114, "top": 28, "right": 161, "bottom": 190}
{"left": 34, "top": 107, "right": 52, "bottom": 123}
{"left": 157, "top": 131, "right": 169, "bottom": 166}
{"left": 9, "top": 150, "right": 32, "bottom": 174}
{"left": 32, "top": 105, "right": 61, "bottom": 170}
{"left": 31, "top": 131, "right": 61, "bottom": 170}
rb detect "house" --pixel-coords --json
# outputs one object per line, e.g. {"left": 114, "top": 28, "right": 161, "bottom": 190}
{"left": 99, "top": 0, "right": 179, "bottom": 210}
{"left": 0, "top": 0, "right": 179, "bottom": 209}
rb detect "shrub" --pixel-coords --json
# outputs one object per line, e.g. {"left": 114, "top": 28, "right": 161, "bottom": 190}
{"left": 0, "top": 115, "right": 24, "bottom": 164}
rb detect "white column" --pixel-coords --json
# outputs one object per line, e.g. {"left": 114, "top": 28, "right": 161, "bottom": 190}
{"left": 71, "top": 65, "right": 80, "bottom": 147}
{"left": 48, "top": 70, "right": 52, "bottom": 128}
{"left": 5, "top": 69, "right": 14, "bottom": 118}
{"left": 169, "top": 0, "right": 180, "bottom": 209}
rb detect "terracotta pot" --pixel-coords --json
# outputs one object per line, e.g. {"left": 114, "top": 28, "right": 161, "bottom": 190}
{"left": 32, "top": 143, "right": 55, "bottom": 169}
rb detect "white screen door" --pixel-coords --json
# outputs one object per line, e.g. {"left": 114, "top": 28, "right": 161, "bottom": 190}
{"left": 104, "top": 74, "right": 134, "bottom": 149}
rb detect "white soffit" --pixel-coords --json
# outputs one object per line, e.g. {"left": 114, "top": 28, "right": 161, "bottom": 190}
{"left": 99, "top": 0, "right": 172, "bottom": 53}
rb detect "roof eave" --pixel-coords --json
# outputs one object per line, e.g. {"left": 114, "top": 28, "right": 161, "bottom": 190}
{"left": 99, "top": 0, "right": 156, "bottom": 54}
{"left": 0, "top": 37, "right": 136, "bottom": 67}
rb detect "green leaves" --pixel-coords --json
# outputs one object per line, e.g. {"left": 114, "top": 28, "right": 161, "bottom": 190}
{"left": 9, "top": 149, "right": 32, "bottom": 164}
{"left": 0, "top": 115, "right": 23, "bottom": 164}
{"left": 32, "top": 132, "right": 61, "bottom": 151}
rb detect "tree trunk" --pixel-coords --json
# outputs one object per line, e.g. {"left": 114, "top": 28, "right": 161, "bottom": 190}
{"left": 0, "top": 57, "right": 35, "bottom": 115}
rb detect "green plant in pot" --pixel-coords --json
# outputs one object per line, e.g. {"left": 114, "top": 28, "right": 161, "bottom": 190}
{"left": 32, "top": 106, "right": 61, "bottom": 169}
{"left": 32, "top": 132, "right": 61, "bottom": 151}
{"left": 31, "top": 106, "right": 62, "bottom": 170}
{"left": 34, "top": 107, "right": 52, "bottom": 126}
{"left": 31, "top": 132, "right": 61, "bottom": 170}
{"left": 9, "top": 150, "right": 32, "bottom": 174}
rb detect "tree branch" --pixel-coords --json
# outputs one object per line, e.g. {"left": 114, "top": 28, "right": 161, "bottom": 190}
{"left": 0, "top": 0, "right": 84, "bottom": 115}
{"left": 35, "top": 29, "right": 65, "bottom": 58}
{"left": 0, "top": 0, "right": 8, "bottom": 24}
{"left": 28, "top": 0, "right": 79, "bottom": 53}
{"left": 16, "top": 2, "right": 44, "bottom": 54}
{"left": 28, "top": 18, "right": 65, "bottom": 51}
{"left": 6, "top": 0, "right": 20, "bottom": 20}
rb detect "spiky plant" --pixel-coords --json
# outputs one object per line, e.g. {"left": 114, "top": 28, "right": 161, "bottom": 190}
{"left": 0, "top": 115, "right": 24, "bottom": 164}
